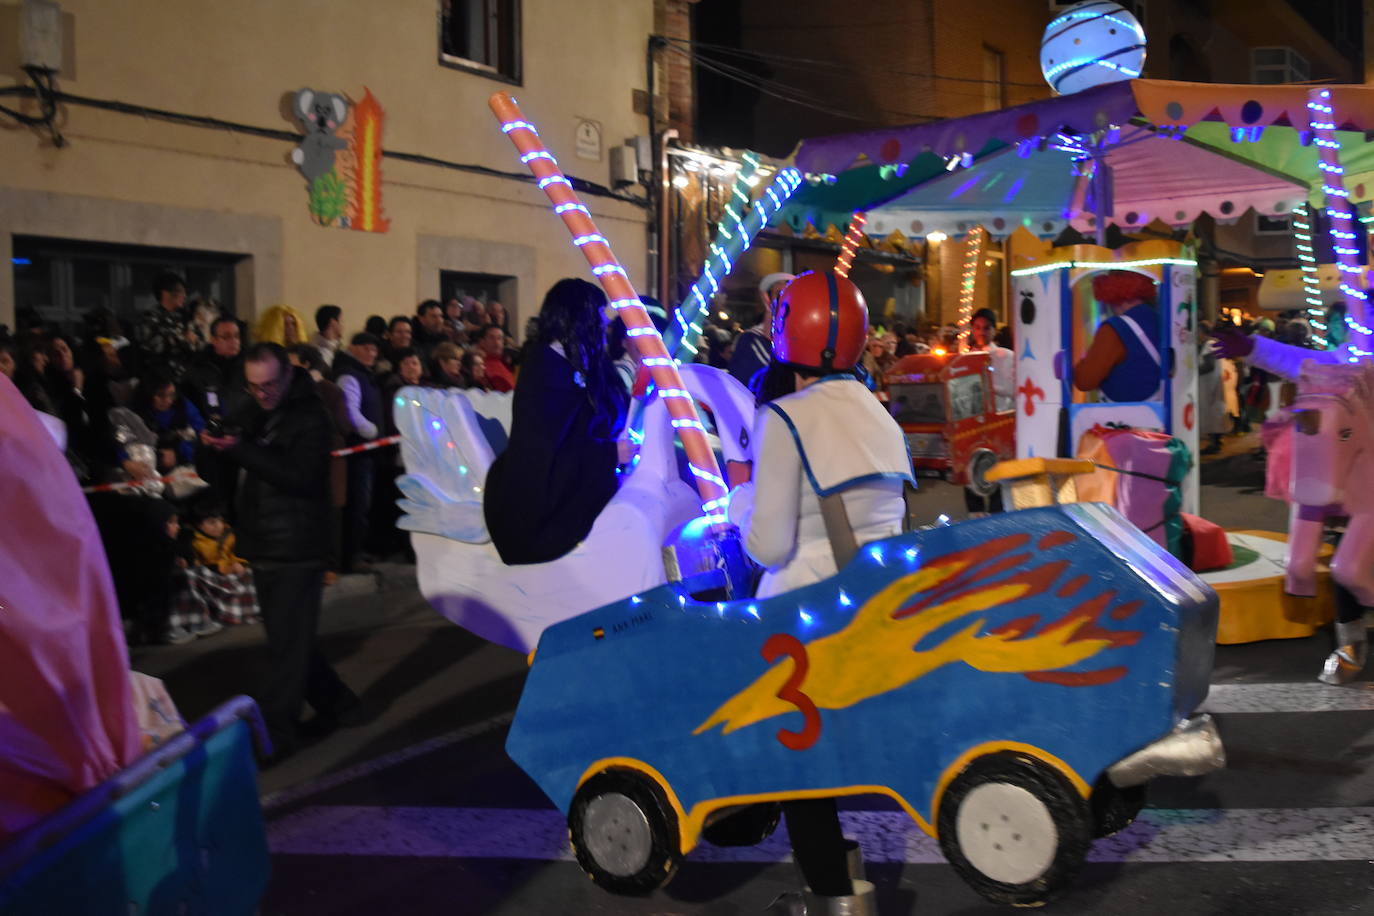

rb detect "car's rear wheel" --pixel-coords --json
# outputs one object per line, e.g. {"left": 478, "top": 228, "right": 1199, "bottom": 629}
{"left": 937, "top": 752, "right": 1091, "bottom": 906}
{"left": 568, "top": 768, "right": 682, "bottom": 896}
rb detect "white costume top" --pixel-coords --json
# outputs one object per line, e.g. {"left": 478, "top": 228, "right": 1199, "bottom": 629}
{"left": 728, "top": 375, "right": 913, "bottom": 598}
{"left": 973, "top": 345, "right": 1016, "bottom": 413}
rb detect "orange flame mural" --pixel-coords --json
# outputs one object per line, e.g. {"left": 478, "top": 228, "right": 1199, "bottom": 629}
{"left": 694, "top": 532, "right": 1143, "bottom": 738}
{"left": 347, "top": 89, "right": 389, "bottom": 233}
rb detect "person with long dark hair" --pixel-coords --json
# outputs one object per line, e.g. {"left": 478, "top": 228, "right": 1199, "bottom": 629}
{"left": 483, "top": 278, "right": 629, "bottom": 565}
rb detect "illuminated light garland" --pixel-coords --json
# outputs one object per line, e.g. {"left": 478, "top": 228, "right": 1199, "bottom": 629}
{"left": 1045, "top": 7, "right": 1146, "bottom": 42}
{"left": 957, "top": 226, "right": 987, "bottom": 351}
{"left": 1291, "top": 205, "right": 1328, "bottom": 348}
{"left": 1306, "top": 87, "right": 1373, "bottom": 356}
{"left": 1042, "top": 56, "right": 1142, "bottom": 83}
{"left": 834, "top": 211, "right": 868, "bottom": 278}
{"left": 490, "top": 92, "right": 729, "bottom": 523}
{"left": 663, "top": 159, "right": 803, "bottom": 360}
{"left": 1010, "top": 256, "right": 1197, "bottom": 278}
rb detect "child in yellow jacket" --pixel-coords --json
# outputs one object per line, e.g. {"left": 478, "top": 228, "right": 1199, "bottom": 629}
{"left": 192, "top": 513, "right": 248, "bottom": 575}
{"left": 183, "top": 507, "right": 259, "bottom": 625}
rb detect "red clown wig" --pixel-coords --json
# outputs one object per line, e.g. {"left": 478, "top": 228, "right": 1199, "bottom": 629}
{"left": 1091, "top": 270, "right": 1157, "bottom": 307}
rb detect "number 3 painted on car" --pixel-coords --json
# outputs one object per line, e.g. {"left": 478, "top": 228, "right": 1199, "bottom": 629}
{"left": 761, "top": 633, "right": 821, "bottom": 750}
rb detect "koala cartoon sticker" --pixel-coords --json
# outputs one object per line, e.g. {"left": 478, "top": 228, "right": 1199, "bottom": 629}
{"left": 289, "top": 87, "right": 391, "bottom": 233}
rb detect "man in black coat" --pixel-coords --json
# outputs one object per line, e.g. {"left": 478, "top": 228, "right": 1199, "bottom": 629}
{"left": 202, "top": 342, "right": 357, "bottom": 758}
{"left": 182, "top": 316, "right": 248, "bottom": 515}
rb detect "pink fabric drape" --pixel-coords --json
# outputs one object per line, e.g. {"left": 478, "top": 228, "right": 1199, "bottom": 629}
{"left": 0, "top": 374, "right": 141, "bottom": 842}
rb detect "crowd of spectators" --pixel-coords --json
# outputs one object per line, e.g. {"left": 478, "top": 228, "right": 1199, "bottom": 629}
{"left": 0, "top": 273, "right": 520, "bottom": 652}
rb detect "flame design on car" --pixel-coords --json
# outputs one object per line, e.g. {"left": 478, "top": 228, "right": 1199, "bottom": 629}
{"left": 694, "top": 532, "right": 1144, "bottom": 738}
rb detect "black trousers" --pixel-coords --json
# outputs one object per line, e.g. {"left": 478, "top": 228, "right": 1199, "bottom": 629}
{"left": 253, "top": 562, "right": 351, "bottom": 748}
{"left": 783, "top": 798, "right": 853, "bottom": 897}
{"left": 341, "top": 453, "right": 374, "bottom": 572}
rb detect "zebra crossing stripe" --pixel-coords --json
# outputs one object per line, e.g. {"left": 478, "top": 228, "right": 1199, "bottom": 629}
{"left": 1202, "top": 683, "right": 1374, "bottom": 714}
{"left": 268, "top": 805, "right": 1374, "bottom": 865}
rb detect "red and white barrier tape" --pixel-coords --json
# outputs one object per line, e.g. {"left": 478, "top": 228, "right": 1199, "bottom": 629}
{"left": 83, "top": 436, "right": 400, "bottom": 493}
{"left": 331, "top": 435, "right": 401, "bottom": 457}
{"left": 82, "top": 470, "right": 202, "bottom": 494}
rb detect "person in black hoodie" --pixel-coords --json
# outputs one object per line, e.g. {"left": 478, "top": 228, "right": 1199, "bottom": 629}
{"left": 483, "top": 278, "right": 629, "bottom": 565}
{"left": 331, "top": 332, "right": 384, "bottom": 572}
{"left": 201, "top": 342, "right": 357, "bottom": 758}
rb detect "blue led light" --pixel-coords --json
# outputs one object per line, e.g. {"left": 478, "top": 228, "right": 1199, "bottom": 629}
{"left": 573, "top": 233, "right": 608, "bottom": 247}
{"left": 799, "top": 609, "right": 814, "bottom": 626}
{"left": 521, "top": 150, "right": 556, "bottom": 164}
{"left": 746, "top": 603, "right": 760, "bottom": 619}
{"left": 554, "top": 202, "right": 588, "bottom": 215}
{"left": 867, "top": 544, "right": 884, "bottom": 564}
{"left": 838, "top": 590, "right": 852, "bottom": 608}
{"left": 592, "top": 264, "right": 626, "bottom": 277}
{"left": 431, "top": 420, "right": 441, "bottom": 431}
{"left": 538, "top": 176, "right": 571, "bottom": 189}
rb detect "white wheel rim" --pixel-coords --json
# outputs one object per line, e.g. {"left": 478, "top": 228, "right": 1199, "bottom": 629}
{"left": 582, "top": 792, "right": 653, "bottom": 877}
{"left": 955, "top": 783, "right": 1058, "bottom": 885}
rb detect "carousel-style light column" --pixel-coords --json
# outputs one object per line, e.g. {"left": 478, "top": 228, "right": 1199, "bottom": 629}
{"left": 1291, "top": 205, "right": 1328, "bottom": 348}
{"left": 664, "top": 165, "right": 804, "bottom": 361}
{"left": 489, "top": 92, "right": 730, "bottom": 520}
{"left": 1307, "top": 87, "right": 1374, "bottom": 359}
{"left": 663, "top": 151, "right": 760, "bottom": 357}
{"left": 833, "top": 211, "right": 868, "bottom": 278}
{"left": 956, "top": 226, "right": 987, "bottom": 351}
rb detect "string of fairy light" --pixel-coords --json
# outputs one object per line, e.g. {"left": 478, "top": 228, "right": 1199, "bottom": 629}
{"left": 1290, "top": 204, "right": 1328, "bottom": 348}
{"left": 957, "top": 226, "right": 986, "bottom": 350}
{"left": 664, "top": 155, "right": 804, "bottom": 359}
{"left": 834, "top": 211, "right": 868, "bottom": 278}
{"left": 1306, "top": 87, "right": 1374, "bottom": 360}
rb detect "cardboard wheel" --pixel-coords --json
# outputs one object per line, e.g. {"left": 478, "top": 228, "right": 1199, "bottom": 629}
{"left": 937, "top": 752, "right": 1091, "bottom": 906}
{"left": 1090, "top": 774, "right": 1146, "bottom": 838}
{"left": 967, "top": 448, "right": 1001, "bottom": 498}
{"left": 569, "top": 769, "right": 681, "bottom": 896}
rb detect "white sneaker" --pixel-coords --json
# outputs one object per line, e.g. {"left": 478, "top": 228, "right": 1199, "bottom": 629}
{"left": 191, "top": 619, "right": 225, "bottom": 638}
{"left": 159, "top": 626, "right": 196, "bottom": 645}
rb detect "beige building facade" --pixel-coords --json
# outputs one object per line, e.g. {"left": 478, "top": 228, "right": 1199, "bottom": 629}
{"left": 0, "top": 0, "right": 655, "bottom": 337}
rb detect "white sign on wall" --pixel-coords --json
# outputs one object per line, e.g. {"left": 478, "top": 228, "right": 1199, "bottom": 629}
{"left": 575, "top": 118, "right": 603, "bottom": 161}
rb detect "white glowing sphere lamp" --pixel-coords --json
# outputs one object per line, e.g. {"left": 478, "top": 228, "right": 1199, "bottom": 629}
{"left": 1040, "top": 1, "right": 1147, "bottom": 96}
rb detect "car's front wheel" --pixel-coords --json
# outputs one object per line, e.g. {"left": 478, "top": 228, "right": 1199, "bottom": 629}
{"left": 936, "top": 752, "right": 1091, "bottom": 906}
{"left": 568, "top": 768, "right": 682, "bottom": 896}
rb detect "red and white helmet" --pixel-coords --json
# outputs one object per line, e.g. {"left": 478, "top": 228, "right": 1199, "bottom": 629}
{"left": 772, "top": 271, "right": 869, "bottom": 372}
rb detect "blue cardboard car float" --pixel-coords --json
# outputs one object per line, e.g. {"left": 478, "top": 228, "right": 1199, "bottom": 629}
{"left": 506, "top": 503, "right": 1224, "bottom": 906}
